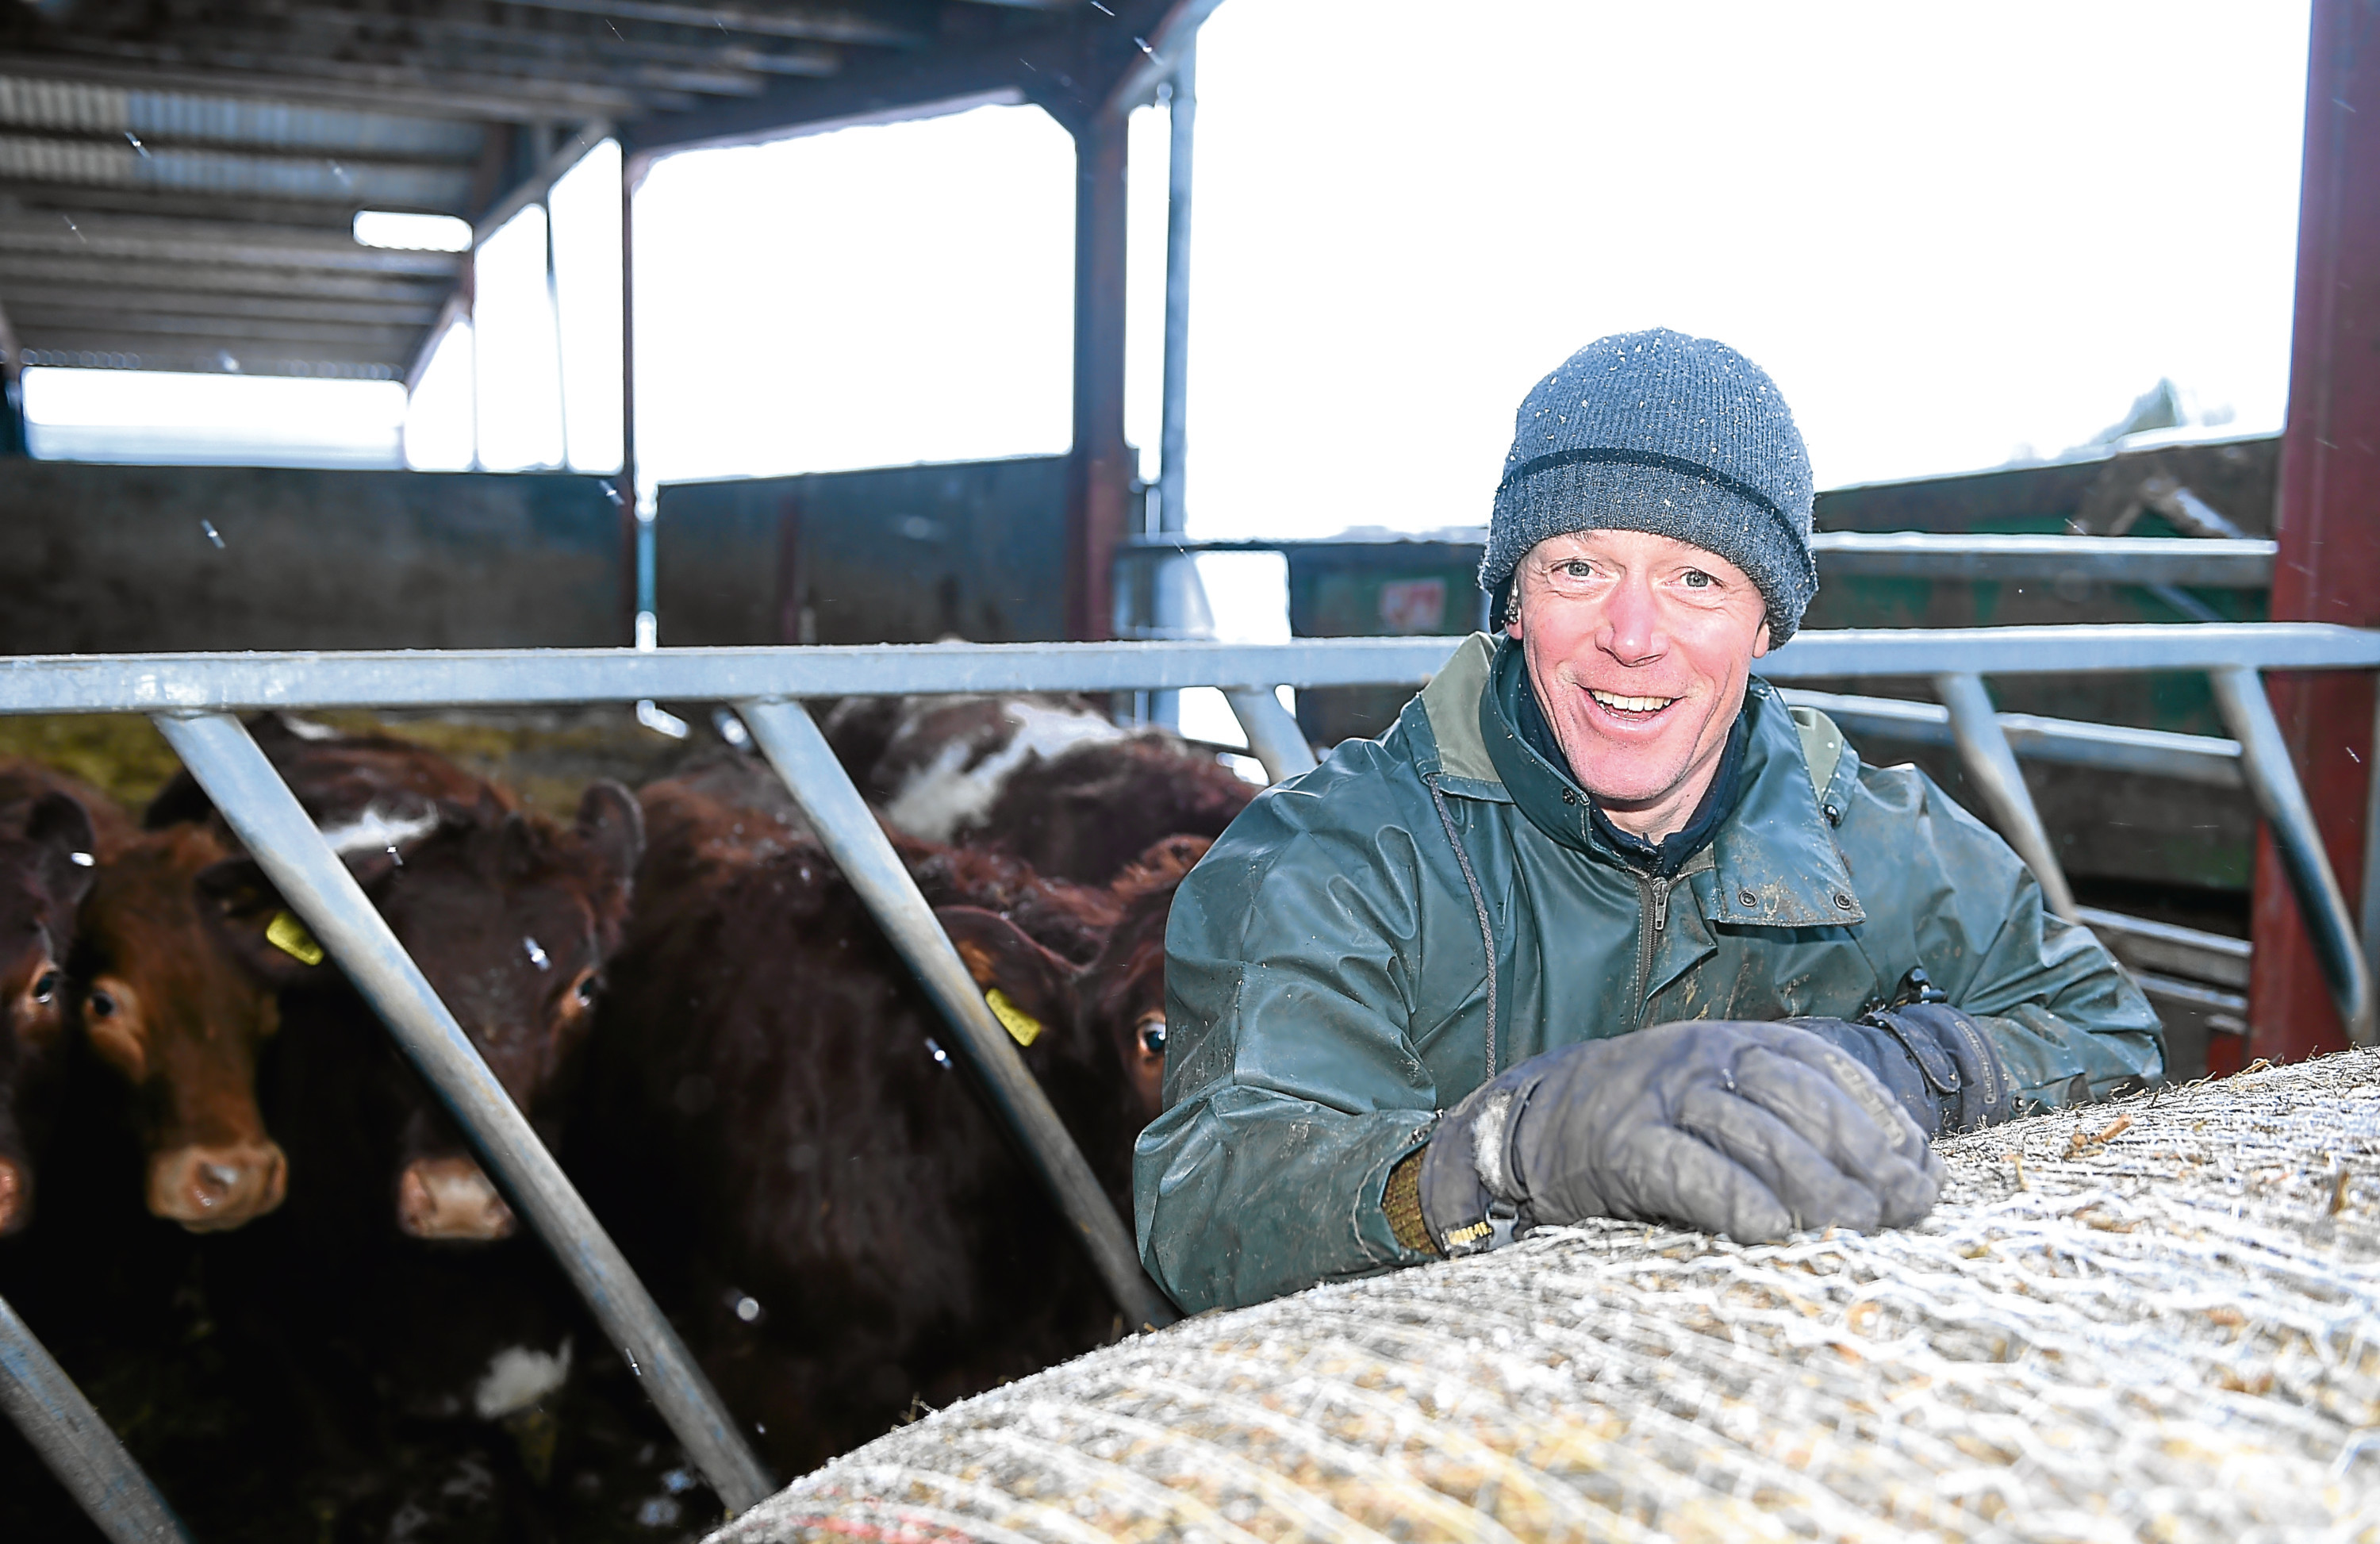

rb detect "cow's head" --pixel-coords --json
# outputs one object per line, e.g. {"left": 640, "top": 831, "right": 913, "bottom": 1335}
{"left": 201, "top": 782, "right": 644, "bottom": 1242}
{"left": 76, "top": 823, "right": 290, "bottom": 1232}
{"left": 0, "top": 793, "right": 98, "bottom": 1235}
{"left": 934, "top": 835, "right": 1209, "bottom": 1149}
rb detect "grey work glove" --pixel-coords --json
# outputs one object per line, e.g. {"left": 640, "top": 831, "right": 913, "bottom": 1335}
{"left": 1787, "top": 972, "right": 2017, "bottom": 1138}
{"left": 1417, "top": 1019, "right": 1944, "bottom": 1254}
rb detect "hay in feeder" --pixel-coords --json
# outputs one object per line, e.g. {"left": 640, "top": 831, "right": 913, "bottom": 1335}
{"left": 715, "top": 1050, "right": 2380, "bottom": 1543}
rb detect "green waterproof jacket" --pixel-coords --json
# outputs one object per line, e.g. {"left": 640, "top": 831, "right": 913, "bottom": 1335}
{"left": 1135, "top": 633, "right": 2164, "bottom": 1312}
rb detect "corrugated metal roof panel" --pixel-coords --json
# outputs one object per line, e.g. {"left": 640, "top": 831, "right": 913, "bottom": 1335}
{"left": 0, "top": 74, "right": 483, "bottom": 159}
{"left": 0, "top": 133, "right": 474, "bottom": 208}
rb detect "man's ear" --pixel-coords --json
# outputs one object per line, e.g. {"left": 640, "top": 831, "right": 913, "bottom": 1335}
{"left": 1752, "top": 619, "right": 1773, "bottom": 659}
{"left": 23, "top": 792, "right": 98, "bottom": 911}
{"left": 194, "top": 858, "right": 332, "bottom": 986}
{"left": 934, "top": 906, "right": 1077, "bottom": 1046}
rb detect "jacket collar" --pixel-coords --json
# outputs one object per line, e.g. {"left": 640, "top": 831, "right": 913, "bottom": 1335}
{"left": 1415, "top": 632, "right": 1864, "bottom": 928}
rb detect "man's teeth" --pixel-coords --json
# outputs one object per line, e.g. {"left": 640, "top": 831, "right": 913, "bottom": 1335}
{"left": 1589, "top": 689, "right": 1676, "bottom": 712}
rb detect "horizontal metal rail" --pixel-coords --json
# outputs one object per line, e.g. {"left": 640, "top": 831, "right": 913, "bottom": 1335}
{"left": 1119, "top": 532, "right": 2278, "bottom": 588}
{"left": 1, "top": 624, "right": 2377, "bottom": 715}
{"left": 1779, "top": 689, "right": 2244, "bottom": 788}
{"left": 0, "top": 1290, "right": 193, "bottom": 1543}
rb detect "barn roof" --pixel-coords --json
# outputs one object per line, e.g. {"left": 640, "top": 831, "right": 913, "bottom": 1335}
{"left": 0, "top": 0, "right": 1199, "bottom": 382}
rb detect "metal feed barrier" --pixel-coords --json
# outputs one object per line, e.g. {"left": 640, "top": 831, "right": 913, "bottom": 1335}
{"left": 1, "top": 619, "right": 2376, "bottom": 1538}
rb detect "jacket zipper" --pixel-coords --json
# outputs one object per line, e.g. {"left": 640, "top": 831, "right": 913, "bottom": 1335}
{"left": 1634, "top": 873, "right": 1672, "bottom": 1030}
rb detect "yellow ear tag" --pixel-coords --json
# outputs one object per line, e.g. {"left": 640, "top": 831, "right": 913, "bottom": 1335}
{"left": 265, "top": 910, "right": 326, "bottom": 966}
{"left": 985, "top": 988, "right": 1042, "bottom": 1048}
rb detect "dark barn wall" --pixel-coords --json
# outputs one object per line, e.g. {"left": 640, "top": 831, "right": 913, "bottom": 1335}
{"left": 653, "top": 456, "right": 1085, "bottom": 647}
{"left": 0, "top": 463, "right": 625, "bottom": 652}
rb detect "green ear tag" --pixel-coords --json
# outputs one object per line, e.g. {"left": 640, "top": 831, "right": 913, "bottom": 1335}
{"left": 265, "top": 910, "right": 325, "bottom": 966}
{"left": 986, "top": 988, "right": 1042, "bottom": 1048}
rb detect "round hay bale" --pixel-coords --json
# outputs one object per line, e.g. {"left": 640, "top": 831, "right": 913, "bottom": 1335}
{"left": 714, "top": 1050, "right": 2380, "bottom": 1542}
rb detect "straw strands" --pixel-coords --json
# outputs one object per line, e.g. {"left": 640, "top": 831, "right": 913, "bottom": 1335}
{"left": 714, "top": 1050, "right": 2380, "bottom": 1543}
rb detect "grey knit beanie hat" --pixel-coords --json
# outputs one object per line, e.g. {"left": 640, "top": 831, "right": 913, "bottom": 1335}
{"left": 1480, "top": 328, "right": 1818, "bottom": 642}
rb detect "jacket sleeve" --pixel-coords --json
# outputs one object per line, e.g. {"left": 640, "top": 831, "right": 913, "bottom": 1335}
{"left": 1133, "top": 778, "right": 1445, "bottom": 1313}
{"left": 1872, "top": 764, "right": 2166, "bottom": 1112}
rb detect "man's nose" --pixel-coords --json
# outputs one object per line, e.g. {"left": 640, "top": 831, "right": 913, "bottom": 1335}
{"left": 1599, "top": 573, "right": 1665, "bottom": 663}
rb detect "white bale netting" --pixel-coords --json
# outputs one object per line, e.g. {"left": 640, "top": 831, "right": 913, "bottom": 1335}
{"left": 713, "top": 1050, "right": 2380, "bottom": 1543}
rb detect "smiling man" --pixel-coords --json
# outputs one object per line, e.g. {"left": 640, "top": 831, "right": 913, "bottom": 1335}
{"left": 1134, "top": 328, "right": 2165, "bottom": 1311}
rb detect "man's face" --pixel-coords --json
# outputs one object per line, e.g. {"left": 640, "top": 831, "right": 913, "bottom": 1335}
{"left": 1507, "top": 528, "right": 1772, "bottom": 838}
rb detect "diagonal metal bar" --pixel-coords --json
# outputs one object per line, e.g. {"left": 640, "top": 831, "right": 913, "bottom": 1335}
{"left": 148, "top": 712, "right": 775, "bottom": 1511}
{"left": 1933, "top": 672, "right": 2079, "bottom": 923}
{"left": 1222, "top": 688, "right": 1316, "bottom": 784}
{"left": 733, "top": 697, "right": 1180, "bottom": 1331}
{"left": 2207, "top": 666, "right": 2377, "bottom": 1047}
{"left": 0, "top": 1290, "right": 192, "bottom": 1543}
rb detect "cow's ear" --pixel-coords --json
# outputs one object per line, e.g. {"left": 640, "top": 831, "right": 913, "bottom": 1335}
{"left": 194, "top": 858, "right": 330, "bottom": 985}
{"left": 935, "top": 906, "right": 1076, "bottom": 1040}
{"left": 576, "top": 779, "right": 645, "bottom": 884}
{"left": 23, "top": 792, "right": 98, "bottom": 909}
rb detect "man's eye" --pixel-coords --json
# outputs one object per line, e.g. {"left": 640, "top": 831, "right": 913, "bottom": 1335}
{"left": 1682, "top": 570, "right": 1713, "bottom": 588}
{"left": 1560, "top": 561, "right": 1593, "bottom": 579}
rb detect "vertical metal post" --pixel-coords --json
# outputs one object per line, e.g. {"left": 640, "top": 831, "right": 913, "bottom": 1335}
{"left": 1933, "top": 672, "right": 2079, "bottom": 923}
{"left": 732, "top": 697, "right": 1179, "bottom": 1332}
{"left": 2212, "top": 665, "right": 2377, "bottom": 1046}
{"left": 1222, "top": 687, "right": 1316, "bottom": 784}
{"left": 1064, "top": 106, "right": 1132, "bottom": 642}
{"left": 543, "top": 198, "right": 570, "bottom": 472}
{"left": 2364, "top": 701, "right": 2380, "bottom": 1011}
{"left": 1146, "top": 43, "right": 1210, "bottom": 728}
{"left": 2249, "top": 0, "right": 2380, "bottom": 1064}
{"left": 620, "top": 150, "right": 646, "bottom": 644}
{"left": 148, "top": 713, "right": 774, "bottom": 1511}
{"left": 0, "top": 1291, "right": 193, "bottom": 1544}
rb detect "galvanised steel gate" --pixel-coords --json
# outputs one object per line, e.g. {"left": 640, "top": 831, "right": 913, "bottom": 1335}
{"left": 3, "top": 619, "right": 2374, "bottom": 1538}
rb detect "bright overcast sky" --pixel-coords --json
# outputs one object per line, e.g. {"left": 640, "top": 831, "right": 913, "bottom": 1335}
{"left": 26, "top": 0, "right": 2313, "bottom": 545}
{"left": 621, "top": 0, "right": 2312, "bottom": 541}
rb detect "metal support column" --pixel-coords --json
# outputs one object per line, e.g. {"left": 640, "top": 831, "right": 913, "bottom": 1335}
{"left": 733, "top": 697, "right": 1179, "bottom": 1332}
{"left": 1147, "top": 40, "right": 1211, "bottom": 728}
{"left": 1222, "top": 687, "right": 1316, "bottom": 784}
{"left": 1933, "top": 672, "right": 2079, "bottom": 923}
{"left": 2251, "top": 0, "right": 2380, "bottom": 1064}
{"left": 1064, "top": 108, "right": 1133, "bottom": 642}
{"left": 149, "top": 712, "right": 774, "bottom": 1511}
{"left": 2212, "top": 666, "right": 2376, "bottom": 1047}
{"left": 0, "top": 1292, "right": 190, "bottom": 1544}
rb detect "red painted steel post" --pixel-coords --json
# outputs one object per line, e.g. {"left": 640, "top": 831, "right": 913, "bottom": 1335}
{"left": 2245, "top": 0, "right": 2380, "bottom": 1069}
{"left": 1065, "top": 109, "right": 1133, "bottom": 643}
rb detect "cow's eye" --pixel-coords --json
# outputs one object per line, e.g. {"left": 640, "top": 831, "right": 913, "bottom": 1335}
{"left": 1138, "top": 1017, "right": 1167, "bottom": 1056}
{"left": 88, "top": 989, "right": 116, "bottom": 1019}
{"left": 574, "top": 972, "right": 601, "bottom": 1008}
{"left": 30, "top": 970, "right": 59, "bottom": 1004}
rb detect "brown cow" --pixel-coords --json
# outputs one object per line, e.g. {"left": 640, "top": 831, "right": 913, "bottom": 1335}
{"left": 129, "top": 716, "right": 641, "bottom": 1239}
{"left": 820, "top": 693, "right": 1258, "bottom": 884}
{"left": 573, "top": 762, "right": 1199, "bottom": 1473}
{"left": 0, "top": 763, "right": 110, "bottom": 1234}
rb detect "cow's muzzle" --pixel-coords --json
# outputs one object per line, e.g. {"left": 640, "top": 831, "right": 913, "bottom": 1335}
{"left": 397, "top": 1154, "right": 516, "bottom": 1242}
{"left": 148, "top": 1141, "right": 288, "bottom": 1231}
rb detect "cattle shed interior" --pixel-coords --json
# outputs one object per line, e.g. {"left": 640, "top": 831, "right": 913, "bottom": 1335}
{"left": 0, "top": 2, "right": 2376, "bottom": 1541}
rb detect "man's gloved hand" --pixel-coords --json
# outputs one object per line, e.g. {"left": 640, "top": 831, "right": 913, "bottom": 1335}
{"left": 1415, "top": 1019, "right": 1944, "bottom": 1254}
{"left": 1785, "top": 971, "right": 2017, "bottom": 1138}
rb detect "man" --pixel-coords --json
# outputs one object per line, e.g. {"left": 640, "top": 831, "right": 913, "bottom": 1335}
{"left": 1135, "top": 328, "right": 2163, "bottom": 1312}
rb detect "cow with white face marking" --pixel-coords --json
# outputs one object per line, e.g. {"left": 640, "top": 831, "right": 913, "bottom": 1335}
{"left": 571, "top": 757, "right": 1200, "bottom": 1474}
{"left": 139, "top": 716, "right": 643, "bottom": 1442}
{"left": 145, "top": 714, "right": 643, "bottom": 1244}
{"left": 822, "top": 693, "right": 1260, "bottom": 885}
